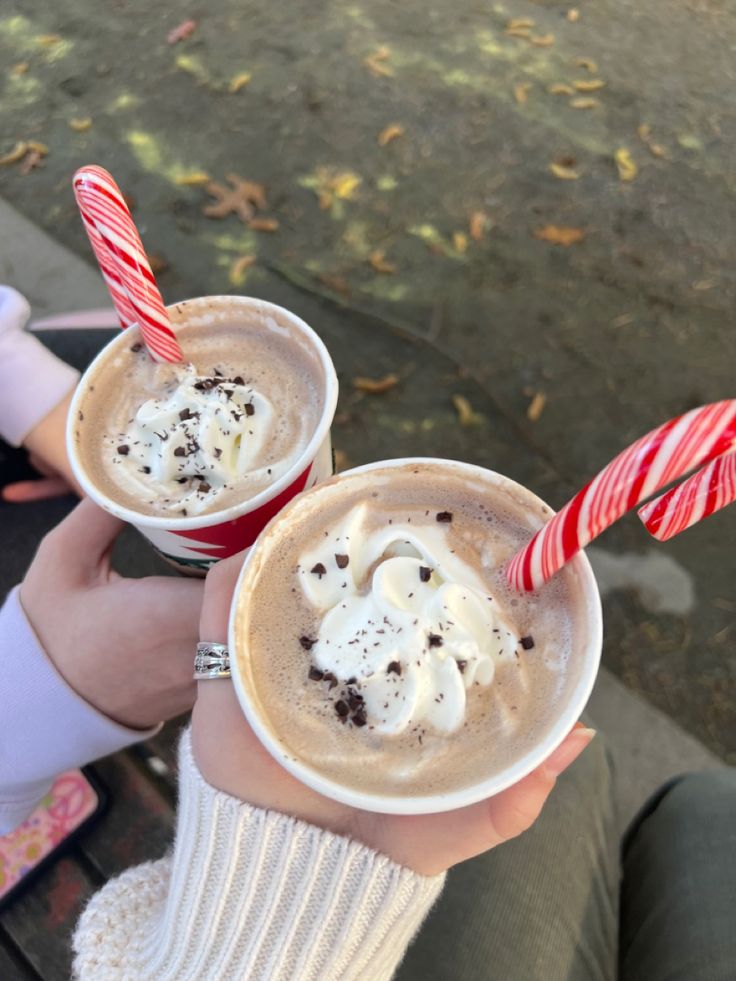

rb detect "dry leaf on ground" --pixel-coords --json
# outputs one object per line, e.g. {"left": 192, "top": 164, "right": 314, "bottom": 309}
{"left": 526, "top": 392, "right": 547, "bottom": 422}
{"left": 37, "top": 35, "right": 62, "bottom": 46}
{"left": 637, "top": 124, "right": 666, "bottom": 158}
{"left": 148, "top": 254, "right": 169, "bottom": 274}
{"left": 452, "top": 394, "right": 483, "bottom": 426}
{"left": 167, "top": 19, "right": 197, "bottom": 44}
{"left": 574, "top": 79, "right": 605, "bottom": 92}
{"left": 353, "top": 373, "right": 399, "bottom": 394}
{"left": 369, "top": 250, "right": 397, "bottom": 274}
{"left": 514, "top": 82, "right": 532, "bottom": 104}
{"left": 203, "top": 175, "right": 267, "bottom": 221}
{"left": 614, "top": 148, "right": 638, "bottom": 181}
{"left": 176, "top": 172, "right": 211, "bottom": 186}
{"left": 69, "top": 117, "right": 92, "bottom": 131}
{"left": 506, "top": 18, "right": 535, "bottom": 30}
{"left": 534, "top": 225, "right": 585, "bottom": 246}
{"left": 531, "top": 34, "right": 555, "bottom": 47}
{"left": 0, "top": 142, "right": 29, "bottom": 166}
{"left": 317, "top": 273, "right": 351, "bottom": 297}
{"left": 452, "top": 232, "right": 468, "bottom": 253}
{"left": 567, "top": 8, "right": 580, "bottom": 22}
{"left": 549, "top": 158, "right": 581, "bottom": 180}
{"left": 548, "top": 83, "right": 574, "bottom": 95}
{"left": 10, "top": 62, "right": 29, "bottom": 76}
{"left": 229, "top": 255, "right": 256, "bottom": 286}
{"left": 469, "top": 210, "right": 488, "bottom": 241}
{"left": 570, "top": 97, "right": 599, "bottom": 109}
{"left": 575, "top": 57, "right": 598, "bottom": 72}
{"left": 378, "top": 123, "right": 404, "bottom": 146}
{"left": 19, "top": 150, "right": 44, "bottom": 174}
{"left": 229, "top": 72, "right": 252, "bottom": 93}
{"left": 506, "top": 27, "right": 532, "bottom": 39}
{"left": 248, "top": 217, "right": 279, "bottom": 232}
{"left": 364, "top": 46, "right": 394, "bottom": 77}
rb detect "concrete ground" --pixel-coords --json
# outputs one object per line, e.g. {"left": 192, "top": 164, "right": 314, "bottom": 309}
{"left": 0, "top": 0, "right": 733, "bottom": 771}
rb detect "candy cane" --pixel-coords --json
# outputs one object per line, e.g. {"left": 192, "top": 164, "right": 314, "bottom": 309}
{"left": 507, "top": 400, "right": 736, "bottom": 591}
{"left": 73, "top": 166, "right": 183, "bottom": 363}
{"left": 638, "top": 450, "right": 736, "bottom": 542}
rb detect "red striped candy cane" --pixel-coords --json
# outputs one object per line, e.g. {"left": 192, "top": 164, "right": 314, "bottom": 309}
{"left": 507, "top": 400, "right": 736, "bottom": 591}
{"left": 73, "top": 166, "right": 183, "bottom": 363}
{"left": 638, "top": 450, "right": 736, "bottom": 542}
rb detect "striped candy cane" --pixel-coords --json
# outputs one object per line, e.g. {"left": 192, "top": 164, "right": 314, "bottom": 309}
{"left": 507, "top": 400, "right": 736, "bottom": 591}
{"left": 73, "top": 166, "right": 183, "bottom": 363}
{"left": 638, "top": 450, "right": 736, "bottom": 542}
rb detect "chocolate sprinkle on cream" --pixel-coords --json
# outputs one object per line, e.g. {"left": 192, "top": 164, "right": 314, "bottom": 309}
{"left": 335, "top": 700, "right": 349, "bottom": 718}
{"left": 419, "top": 566, "right": 432, "bottom": 582}
{"left": 428, "top": 633, "right": 443, "bottom": 647}
{"left": 456, "top": 659, "right": 467, "bottom": 673}
{"left": 311, "top": 562, "right": 327, "bottom": 578}
{"left": 308, "top": 666, "right": 324, "bottom": 681}
{"left": 245, "top": 403, "right": 255, "bottom": 416}
{"left": 174, "top": 446, "right": 186, "bottom": 457}
{"left": 117, "top": 444, "right": 129, "bottom": 455}
{"left": 299, "top": 636, "right": 316, "bottom": 651}
{"left": 335, "top": 554, "right": 349, "bottom": 569}
{"left": 387, "top": 661, "right": 402, "bottom": 676}
{"left": 436, "top": 511, "right": 453, "bottom": 522}
{"left": 130, "top": 343, "right": 143, "bottom": 353}
{"left": 233, "top": 376, "right": 245, "bottom": 385}
{"left": 520, "top": 635, "right": 535, "bottom": 650}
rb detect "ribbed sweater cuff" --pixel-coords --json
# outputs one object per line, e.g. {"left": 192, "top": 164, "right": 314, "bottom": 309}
{"left": 73, "top": 729, "right": 445, "bottom": 980}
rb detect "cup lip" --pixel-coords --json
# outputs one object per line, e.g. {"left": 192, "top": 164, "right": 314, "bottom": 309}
{"left": 66, "top": 295, "right": 339, "bottom": 530}
{"left": 228, "top": 456, "right": 603, "bottom": 815}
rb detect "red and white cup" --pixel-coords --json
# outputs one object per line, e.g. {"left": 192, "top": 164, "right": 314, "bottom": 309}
{"left": 66, "top": 296, "right": 338, "bottom": 573}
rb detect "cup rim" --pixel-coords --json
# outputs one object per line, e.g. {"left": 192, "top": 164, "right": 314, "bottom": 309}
{"left": 66, "top": 295, "right": 339, "bottom": 530}
{"left": 228, "top": 457, "right": 603, "bottom": 815}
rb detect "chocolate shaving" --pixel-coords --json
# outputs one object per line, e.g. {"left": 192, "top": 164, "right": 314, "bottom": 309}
{"left": 141, "top": 466, "right": 151, "bottom": 474}
{"left": 176, "top": 476, "right": 188, "bottom": 483}
{"left": 130, "top": 343, "right": 143, "bottom": 353}
{"left": 335, "top": 554, "right": 349, "bottom": 569}
{"left": 419, "top": 566, "right": 432, "bottom": 582}
{"left": 335, "top": 699, "right": 349, "bottom": 718}
{"left": 245, "top": 402, "right": 255, "bottom": 416}
{"left": 387, "top": 661, "right": 402, "bottom": 676}
{"left": 233, "top": 375, "right": 245, "bottom": 385}
{"left": 352, "top": 707, "right": 367, "bottom": 727}
{"left": 299, "top": 635, "right": 316, "bottom": 651}
{"left": 428, "top": 633, "right": 443, "bottom": 647}
{"left": 436, "top": 511, "right": 453, "bottom": 522}
{"left": 179, "top": 408, "right": 193, "bottom": 421}
{"left": 117, "top": 444, "right": 129, "bottom": 455}
{"left": 456, "top": 659, "right": 467, "bottom": 674}
{"left": 323, "top": 671, "right": 338, "bottom": 689}
{"left": 520, "top": 635, "right": 535, "bottom": 650}
{"left": 197, "top": 482, "right": 211, "bottom": 494}
{"left": 214, "top": 447, "right": 222, "bottom": 459}
{"left": 308, "top": 666, "right": 324, "bottom": 681}
{"left": 174, "top": 446, "right": 187, "bottom": 457}
{"left": 310, "top": 563, "right": 327, "bottom": 578}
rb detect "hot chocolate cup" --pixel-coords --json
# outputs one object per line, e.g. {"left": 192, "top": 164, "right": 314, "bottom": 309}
{"left": 229, "top": 458, "right": 602, "bottom": 815}
{"left": 67, "top": 296, "right": 338, "bottom": 573}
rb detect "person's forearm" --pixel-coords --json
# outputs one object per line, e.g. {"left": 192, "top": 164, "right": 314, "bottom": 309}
{"left": 73, "top": 729, "right": 445, "bottom": 980}
{"left": 0, "top": 587, "right": 158, "bottom": 833}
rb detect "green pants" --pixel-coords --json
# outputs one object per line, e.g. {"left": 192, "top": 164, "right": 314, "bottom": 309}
{"left": 396, "top": 740, "right": 736, "bottom": 981}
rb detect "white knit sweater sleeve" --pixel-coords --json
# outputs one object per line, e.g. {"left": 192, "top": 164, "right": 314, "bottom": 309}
{"left": 73, "top": 729, "right": 445, "bottom": 980}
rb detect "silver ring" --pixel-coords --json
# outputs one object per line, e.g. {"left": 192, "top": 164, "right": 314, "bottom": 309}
{"left": 194, "top": 642, "right": 231, "bottom": 680}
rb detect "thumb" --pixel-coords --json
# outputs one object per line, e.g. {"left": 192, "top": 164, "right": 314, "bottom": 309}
{"left": 44, "top": 497, "right": 125, "bottom": 573}
{"left": 2, "top": 477, "right": 74, "bottom": 503}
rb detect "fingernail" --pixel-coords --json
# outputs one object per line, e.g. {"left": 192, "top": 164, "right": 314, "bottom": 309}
{"left": 544, "top": 728, "right": 596, "bottom": 777}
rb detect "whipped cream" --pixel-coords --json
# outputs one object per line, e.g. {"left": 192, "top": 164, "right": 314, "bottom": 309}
{"left": 298, "top": 505, "right": 518, "bottom": 734}
{"left": 112, "top": 364, "right": 281, "bottom": 514}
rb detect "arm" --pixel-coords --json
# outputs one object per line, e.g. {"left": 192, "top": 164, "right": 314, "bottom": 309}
{"left": 0, "top": 498, "right": 204, "bottom": 833}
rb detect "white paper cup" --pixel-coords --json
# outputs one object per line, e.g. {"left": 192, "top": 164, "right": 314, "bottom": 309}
{"left": 229, "top": 458, "right": 603, "bottom": 815}
{"left": 67, "top": 296, "right": 338, "bottom": 573}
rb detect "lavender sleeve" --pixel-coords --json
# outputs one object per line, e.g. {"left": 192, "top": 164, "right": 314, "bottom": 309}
{"left": 0, "top": 286, "right": 80, "bottom": 447}
{"left": 0, "top": 587, "right": 159, "bottom": 834}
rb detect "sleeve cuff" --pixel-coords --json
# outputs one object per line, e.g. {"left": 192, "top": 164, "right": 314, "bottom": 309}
{"left": 73, "top": 728, "right": 445, "bottom": 980}
{"left": 0, "top": 286, "right": 79, "bottom": 446}
{"left": 0, "top": 587, "right": 159, "bottom": 831}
